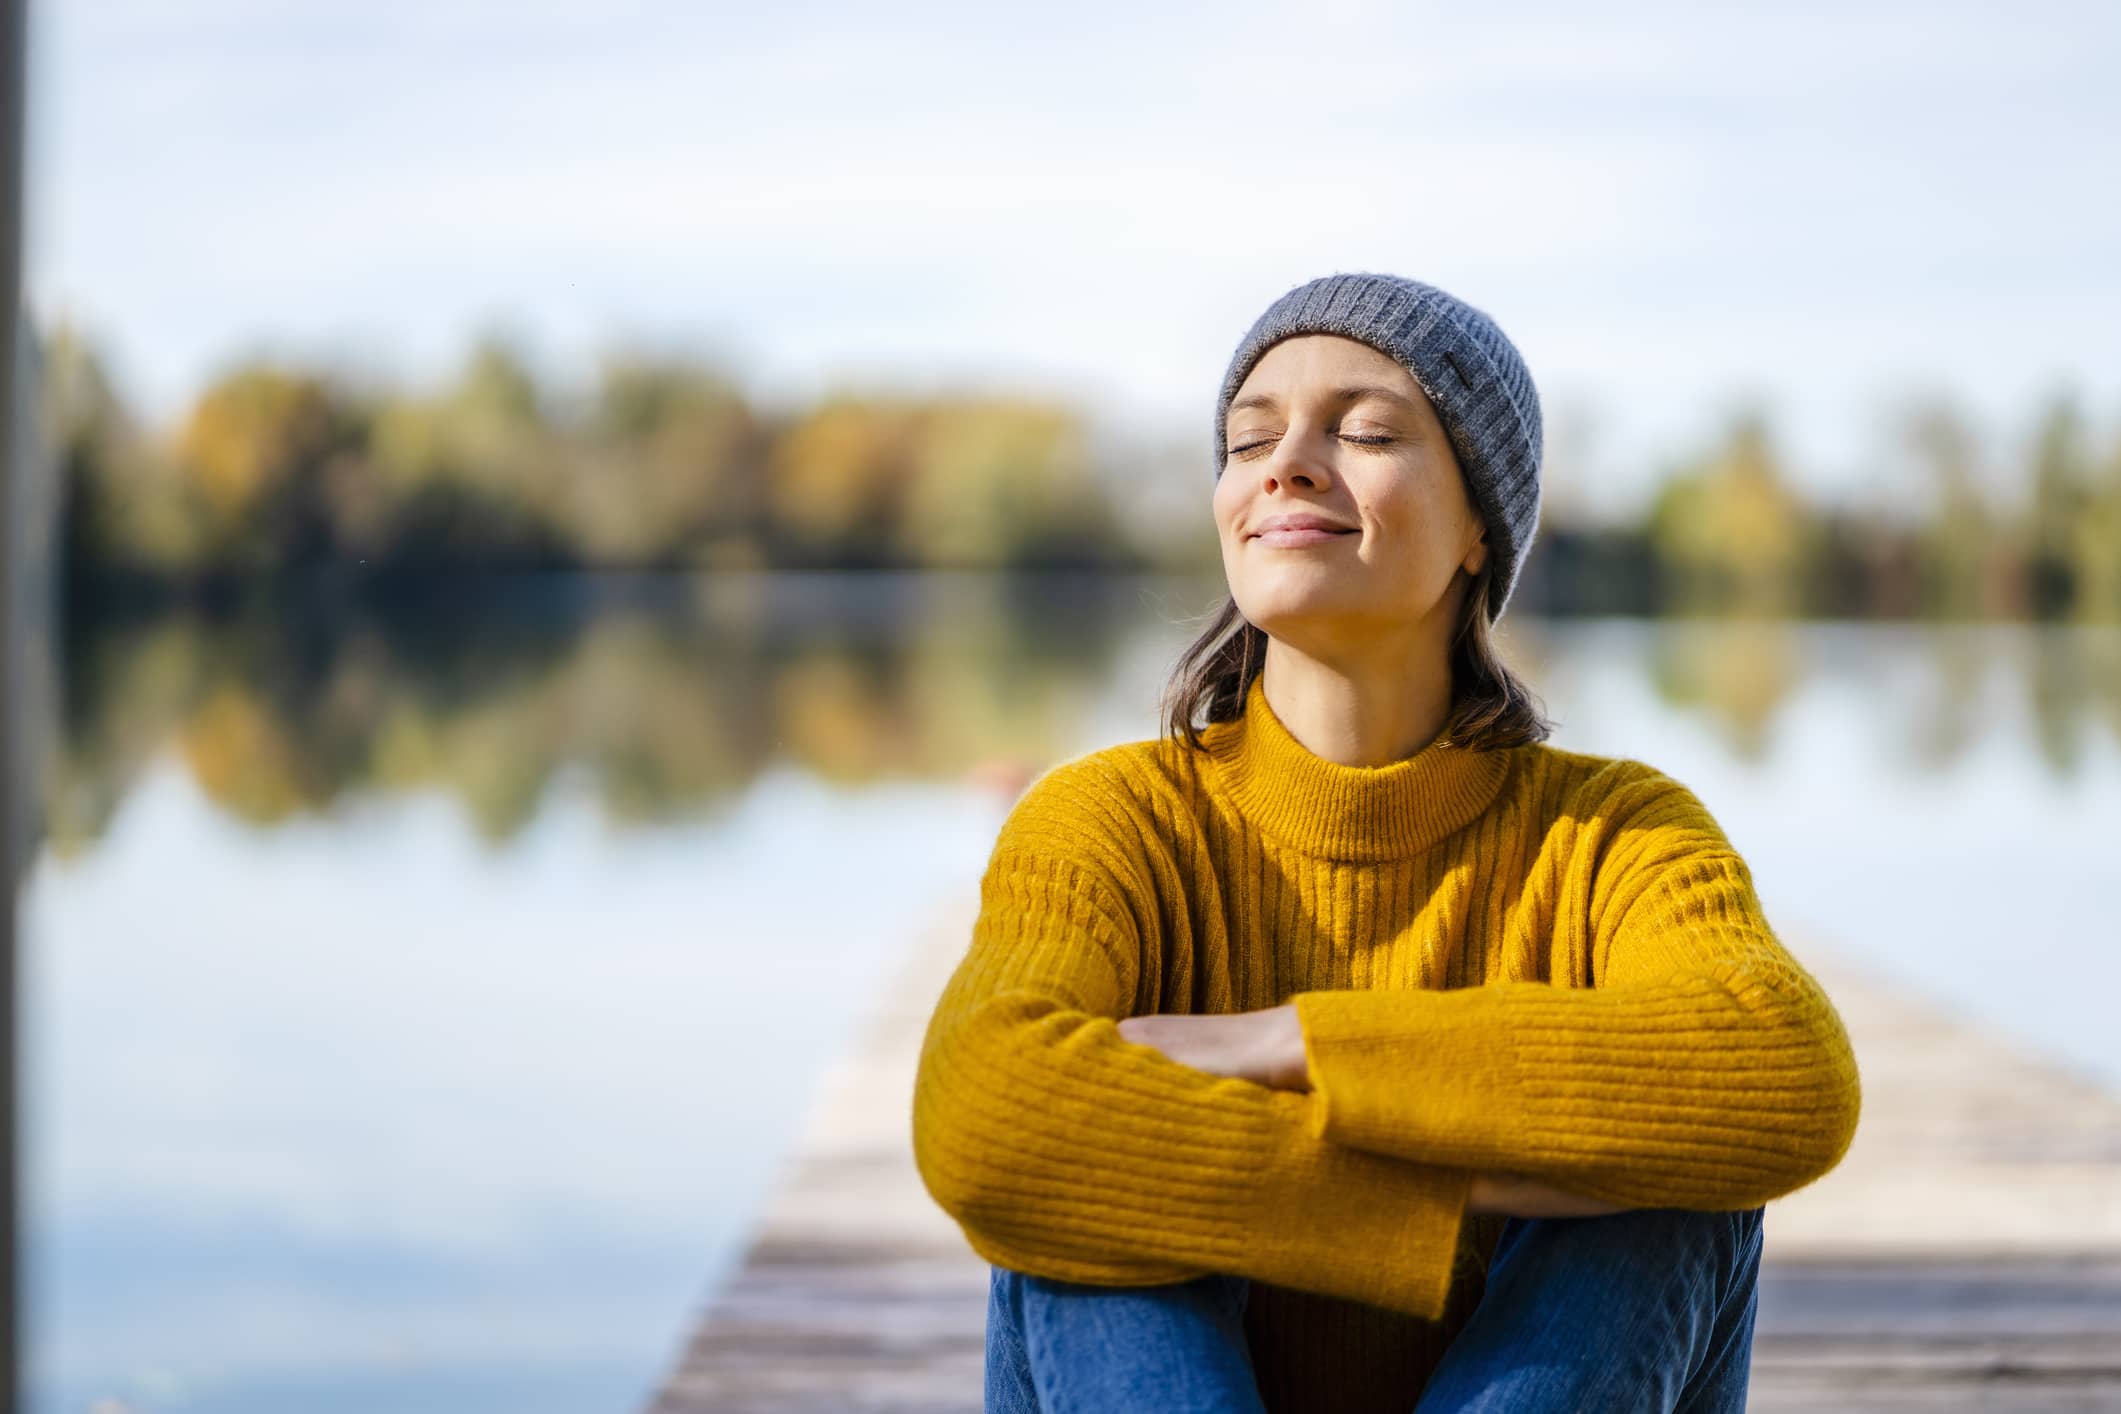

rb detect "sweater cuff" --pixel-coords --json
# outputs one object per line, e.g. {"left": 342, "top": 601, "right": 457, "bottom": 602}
{"left": 1242, "top": 1089, "right": 1473, "bottom": 1322}
{"left": 1293, "top": 986, "right": 1529, "bottom": 1171}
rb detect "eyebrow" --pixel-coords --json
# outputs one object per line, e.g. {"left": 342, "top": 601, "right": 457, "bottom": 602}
{"left": 1226, "top": 384, "right": 1422, "bottom": 420}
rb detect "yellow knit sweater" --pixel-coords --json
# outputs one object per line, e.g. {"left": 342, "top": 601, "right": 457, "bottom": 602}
{"left": 912, "top": 673, "right": 1862, "bottom": 1413}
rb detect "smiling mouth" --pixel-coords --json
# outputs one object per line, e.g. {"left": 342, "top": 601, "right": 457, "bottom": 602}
{"left": 1253, "top": 526, "right": 1359, "bottom": 546}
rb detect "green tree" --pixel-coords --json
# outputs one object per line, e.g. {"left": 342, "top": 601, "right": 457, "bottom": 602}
{"left": 564, "top": 354, "right": 761, "bottom": 565}
{"left": 362, "top": 337, "right": 568, "bottom": 563}
{"left": 42, "top": 323, "right": 205, "bottom": 570}
{"left": 2070, "top": 415, "right": 2121, "bottom": 622}
{"left": 2022, "top": 390, "right": 2095, "bottom": 617}
{"left": 1899, "top": 396, "right": 1993, "bottom": 619}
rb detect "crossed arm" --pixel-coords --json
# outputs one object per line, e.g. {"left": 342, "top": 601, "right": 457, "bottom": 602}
{"left": 1115, "top": 1004, "right": 1627, "bottom": 1219}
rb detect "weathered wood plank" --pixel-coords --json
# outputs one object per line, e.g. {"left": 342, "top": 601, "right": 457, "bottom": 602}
{"left": 1764, "top": 947, "right": 2121, "bottom": 1261}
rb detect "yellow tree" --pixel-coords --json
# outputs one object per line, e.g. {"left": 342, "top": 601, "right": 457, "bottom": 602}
{"left": 765, "top": 394, "right": 922, "bottom": 563}
{"left": 1645, "top": 406, "right": 1815, "bottom": 613}
{"left": 897, "top": 398, "right": 1115, "bottom": 567}
{"left": 175, "top": 363, "right": 345, "bottom": 566}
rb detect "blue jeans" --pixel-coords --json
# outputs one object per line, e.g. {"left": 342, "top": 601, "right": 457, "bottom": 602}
{"left": 984, "top": 1205, "right": 1765, "bottom": 1413}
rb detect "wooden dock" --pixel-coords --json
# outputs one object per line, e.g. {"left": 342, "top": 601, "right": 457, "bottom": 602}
{"left": 647, "top": 896, "right": 2121, "bottom": 1411}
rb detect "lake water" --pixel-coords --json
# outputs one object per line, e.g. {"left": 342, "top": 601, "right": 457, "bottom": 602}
{"left": 20, "top": 574, "right": 2121, "bottom": 1412}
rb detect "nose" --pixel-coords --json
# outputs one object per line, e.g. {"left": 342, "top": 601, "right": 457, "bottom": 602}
{"left": 1255, "top": 421, "right": 1337, "bottom": 493}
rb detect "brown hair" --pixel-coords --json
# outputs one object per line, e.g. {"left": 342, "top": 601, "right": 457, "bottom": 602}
{"left": 1159, "top": 556, "right": 1555, "bottom": 754}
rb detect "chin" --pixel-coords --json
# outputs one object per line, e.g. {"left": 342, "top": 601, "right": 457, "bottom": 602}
{"left": 1233, "top": 582, "right": 1357, "bottom": 633}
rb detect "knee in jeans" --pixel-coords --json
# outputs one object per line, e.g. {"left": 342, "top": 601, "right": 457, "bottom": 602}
{"left": 993, "top": 1264, "right": 1248, "bottom": 1315}
{"left": 1681, "top": 1204, "right": 1763, "bottom": 1258}
{"left": 1506, "top": 1204, "right": 1762, "bottom": 1265}
{"left": 1601, "top": 1204, "right": 1758, "bottom": 1232}
{"left": 1590, "top": 1204, "right": 1763, "bottom": 1269}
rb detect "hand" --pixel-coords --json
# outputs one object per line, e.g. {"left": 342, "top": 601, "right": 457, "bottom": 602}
{"left": 1466, "top": 1170, "right": 1628, "bottom": 1218}
{"left": 1116, "top": 1004, "right": 1311, "bottom": 1092}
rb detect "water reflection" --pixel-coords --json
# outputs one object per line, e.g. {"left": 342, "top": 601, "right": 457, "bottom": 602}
{"left": 49, "top": 587, "right": 2121, "bottom": 861}
{"left": 46, "top": 573, "right": 1144, "bottom": 854}
{"left": 24, "top": 574, "right": 2121, "bottom": 1413}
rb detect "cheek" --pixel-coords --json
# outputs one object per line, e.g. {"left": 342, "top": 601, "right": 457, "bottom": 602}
{"left": 1369, "top": 485, "right": 1464, "bottom": 570}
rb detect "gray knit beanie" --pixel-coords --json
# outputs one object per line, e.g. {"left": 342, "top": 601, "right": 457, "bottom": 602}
{"left": 1213, "top": 271, "right": 1543, "bottom": 623}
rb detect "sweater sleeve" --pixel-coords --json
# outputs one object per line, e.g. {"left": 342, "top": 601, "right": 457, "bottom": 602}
{"left": 1289, "top": 762, "right": 1863, "bottom": 1211}
{"left": 911, "top": 759, "right": 1477, "bottom": 1321}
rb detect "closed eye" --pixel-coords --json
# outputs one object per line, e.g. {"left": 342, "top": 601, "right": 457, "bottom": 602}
{"left": 1230, "top": 433, "right": 1394, "bottom": 456}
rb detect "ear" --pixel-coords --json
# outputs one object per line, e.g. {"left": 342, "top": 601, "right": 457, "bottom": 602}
{"left": 1462, "top": 530, "right": 1489, "bottom": 578}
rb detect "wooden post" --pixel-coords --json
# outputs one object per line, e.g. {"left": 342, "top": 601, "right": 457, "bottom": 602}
{"left": 1, "top": 0, "right": 29, "bottom": 1402}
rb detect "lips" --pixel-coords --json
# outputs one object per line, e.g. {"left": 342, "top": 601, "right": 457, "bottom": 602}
{"left": 1251, "top": 524, "right": 1358, "bottom": 547}
{"left": 1250, "top": 513, "right": 1358, "bottom": 538}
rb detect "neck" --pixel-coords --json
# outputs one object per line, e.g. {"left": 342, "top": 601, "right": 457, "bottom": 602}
{"left": 1255, "top": 648, "right": 1458, "bottom": 766}
{"left": 1203, "top": 671, "right": 1512, "bottom": 862}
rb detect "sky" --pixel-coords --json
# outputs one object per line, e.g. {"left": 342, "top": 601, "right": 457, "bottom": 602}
{"left": 24, "top": 0, "right": 2121, "bottom": 522}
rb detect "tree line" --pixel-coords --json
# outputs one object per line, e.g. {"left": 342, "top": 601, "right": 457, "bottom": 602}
{"left": 39, "top": 321, "right": 2121, "bottom": 619}
{"left": 45, "top": 324, "right": 1140, "bottom": 580}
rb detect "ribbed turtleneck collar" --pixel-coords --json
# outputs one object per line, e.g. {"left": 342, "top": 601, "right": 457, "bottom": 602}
{"left": 1203, "top": 674, "right": 1514, "bottom": 862}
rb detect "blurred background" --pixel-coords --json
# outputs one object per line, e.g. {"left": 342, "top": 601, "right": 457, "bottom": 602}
{"left": 9, "top": 1, "right": 2121, "bottom": 1411}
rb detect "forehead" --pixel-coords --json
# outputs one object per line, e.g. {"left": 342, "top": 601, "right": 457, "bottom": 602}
{"left": 1228, "top": 334, "right": 1427, "bottom": 416}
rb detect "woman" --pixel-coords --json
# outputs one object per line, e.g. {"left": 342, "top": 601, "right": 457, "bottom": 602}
{"left": 911, "top": 271, "right": 1862, "bottom": 1413}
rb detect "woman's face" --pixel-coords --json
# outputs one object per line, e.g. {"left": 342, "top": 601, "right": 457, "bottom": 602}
{"left": 1214, "top": 334, "right": 1488, "bottom": 656}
